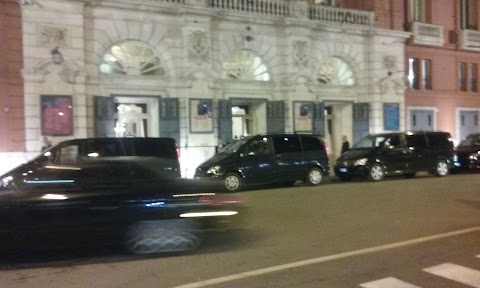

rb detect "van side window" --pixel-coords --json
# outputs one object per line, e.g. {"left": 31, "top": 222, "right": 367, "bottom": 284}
{"left": 273, "top": 135, "right": 301, "bottom": 154}
{"left": 384, "top": 135, "right": 401, "bottom": 148}
{"left": 86, "top": 139, "right": 127, "bottom": 157}
{"left": 246, "top": 137, "right": 273, "bottom": 155}
{"left": 302, "top": 136, "right": 324, "bottom": 151}
{"left": 426, "top": 133, "right": 452, "bottom": 149}
{"left": 54, "top": 144, "right": 80, "bottom": 164}
{"left": 406, "top": 134, "right": 427, "bottom": 149}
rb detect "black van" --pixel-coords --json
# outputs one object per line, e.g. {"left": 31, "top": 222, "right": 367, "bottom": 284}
{"left": 194, "top": 134, "right": 329, "bottom": 192}
{"left": 334, "top": 131, "right": 454, "bottom": 181}
{"left": 5, "top": 138, "right": 181, "bottom": 188}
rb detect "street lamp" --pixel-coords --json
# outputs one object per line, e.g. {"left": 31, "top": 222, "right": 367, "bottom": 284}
{"left": 51, "top": 47, "right": 63, "bottom": 65}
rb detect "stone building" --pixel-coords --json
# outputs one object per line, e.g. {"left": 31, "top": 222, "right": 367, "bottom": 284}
{"left": 2, "top": 0, "right": 410, "bottom": 177}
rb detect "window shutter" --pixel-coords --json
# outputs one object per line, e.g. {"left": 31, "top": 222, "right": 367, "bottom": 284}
{"left": 94, "top": 96, "right": 116, "bottom": 137}
{"left": 267, "top": 101, "right": 285, "bottom": 134}
{"left": 218, "top": 99, "right": 233, "bottom": 143}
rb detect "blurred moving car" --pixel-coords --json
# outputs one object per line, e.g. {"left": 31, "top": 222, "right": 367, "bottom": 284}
{"left": 453, "top": 133, "right": 480, "bottom": 171}
{"left": 38, "top": 137, "right": 182, "bottom": 178}
{"left": 194, "top": 134, "right": 330, "bottom": 192}
{"left": 334, "top": 131, "right": 454, "bottom": 181}
{"left": 0, "top": 140, "right": 246, "bottom": 256}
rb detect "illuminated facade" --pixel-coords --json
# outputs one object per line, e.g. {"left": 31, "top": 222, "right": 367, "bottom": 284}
{"left": 1, "top": 0, "right": 414, "bottom": 177}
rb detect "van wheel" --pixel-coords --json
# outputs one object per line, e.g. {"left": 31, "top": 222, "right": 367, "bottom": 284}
{"left": 369, "top": 164, "right": 385, "bottom": 181}
{"left": 434, "top": 160, "right": 449, "bottom": 177}
{"left": 305, "top": 167, "right": 323, "bottom": 186}
{"left": 224, "top": 172, "right": 243, "bottom": 192}
{"left": 125, "top": 220, "right": 201, "bottom": 254}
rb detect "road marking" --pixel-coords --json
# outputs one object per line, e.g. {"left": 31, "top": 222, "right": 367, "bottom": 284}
{"left": 423, "top": 263, "right": 480, "bottom": 287}
{"left": 359, "top": 277, "right": 421, "bottom": 288}
{"left": 172, "top": 226, "right": 480, "bottom": 288}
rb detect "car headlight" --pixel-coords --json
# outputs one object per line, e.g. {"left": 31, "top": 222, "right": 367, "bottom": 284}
{"left": 470, "top": 154, "right": 479, "bottom": 160}
{"left": 354, "top": 158, "right": 368, "bottom": 166}
{"left": 207, "top": 165, "right": 222, "bottom": 175}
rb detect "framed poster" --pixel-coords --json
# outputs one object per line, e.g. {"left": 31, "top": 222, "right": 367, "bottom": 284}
{"left": 41, "top": 95, "right": 73, "bottom": 136}
{"left": 190, "top": 99, "right": 213, "bottom": 133}
{"left": 384, "top": 103, "right": 400, "bottom": 131}
{"left": 293, "top": 101, "right": 313, "bottom": 132}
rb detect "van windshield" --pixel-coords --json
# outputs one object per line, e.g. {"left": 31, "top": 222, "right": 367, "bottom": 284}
{"left": 458, "top": 134, "right": 480, "bottom": 147}
{"left": 352, "top": 134, "right": 387, "bottom": 149}
{"left": 219, "top": 137, "right": 252, "bottom": 153}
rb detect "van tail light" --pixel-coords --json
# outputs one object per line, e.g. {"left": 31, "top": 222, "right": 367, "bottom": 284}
{"left": 175, "top": 144, "right": 180, "bottom": 159}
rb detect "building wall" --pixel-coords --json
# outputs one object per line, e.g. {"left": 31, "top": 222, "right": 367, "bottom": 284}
{"left": 402, "top": 0, "right": 480, "bottom": 143}
{"left": 0, "top": 0, "right": 25, "bottom": 152}
{"left": 1, "top": 0, "right": 410, "bottom": 176}
{"left": 0, "top": 0, "right": 26, "bottom": 174}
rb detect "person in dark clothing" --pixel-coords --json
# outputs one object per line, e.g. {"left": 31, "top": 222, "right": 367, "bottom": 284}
{"left": 41, "top": 136, "right": 52, "bottom": 151}
{"left": 341, "top": 135, "right": 350, "bottom": 154}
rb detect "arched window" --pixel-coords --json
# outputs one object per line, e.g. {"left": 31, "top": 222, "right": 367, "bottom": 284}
{"left": 222, "top": 50, "right": 270, "bottom": 81}
{"left": 317, "top": 57, "right": 354, "bottom": 86}
{"left": 100, "top": 41, "right": 165, "bottom": 76}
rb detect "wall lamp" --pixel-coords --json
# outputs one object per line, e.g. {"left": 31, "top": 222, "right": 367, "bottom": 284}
{"left": 51, "top": 47, "right": 64, "bottom": 65}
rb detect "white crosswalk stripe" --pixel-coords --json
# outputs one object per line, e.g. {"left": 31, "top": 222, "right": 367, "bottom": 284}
{"left": 359, "top": 277, "right": 421, "bottom": 288}
{"left": 423, "top": 263, "right": 480, "bottom": 287}
{"left": 359, "top": 261, "right": 480, "bottom": 288}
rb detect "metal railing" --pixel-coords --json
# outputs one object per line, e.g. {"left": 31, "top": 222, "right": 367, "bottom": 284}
{"left": 136, "top": 0, "right": 374, "bottom": 29}
{"left": 208, "top": 0, "right": 288, "bottom": 16}
{"left": 309, "top": 5, "right": 373, "bottom": 28}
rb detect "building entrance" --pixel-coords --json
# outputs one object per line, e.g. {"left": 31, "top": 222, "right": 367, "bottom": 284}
{"left": 113, "top": 97, "right": 159, "bottom": 138}
{"left": 231, "top": 99, "right": 267, "bottom": 139}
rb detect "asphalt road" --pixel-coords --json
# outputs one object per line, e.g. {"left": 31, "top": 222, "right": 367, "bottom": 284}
{"left": 2, "top": 172, "right": 480, "bottom": 288}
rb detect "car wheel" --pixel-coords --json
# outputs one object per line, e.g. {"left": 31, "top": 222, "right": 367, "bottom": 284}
{"left": 125, "top": 219, "right": 201, "bottom": 255}
{"left": 224, "top": 172, "right": 243, "bottom": 192}
{"left": 434, "top": 160, "right": 449, "bottom": 177}
{"left": 369, "top": 163, "right": 385, "bottom": 181}
{"left": 305, "top": 167, "right": 323, "bottom": 186}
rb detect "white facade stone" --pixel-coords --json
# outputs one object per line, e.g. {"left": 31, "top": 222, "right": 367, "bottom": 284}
{"left": 6, "top": 0, "right": 412, "bottom": 177}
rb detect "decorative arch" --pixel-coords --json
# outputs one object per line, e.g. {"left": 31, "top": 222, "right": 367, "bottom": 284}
{"left": 221, "top": 49, "right": 270, "bottom": 81}
{"left": 99, "top": 40, "right": 166, "bottom": 76}
{"left": 316, "top": 57, "right": 355, "bottom": 86}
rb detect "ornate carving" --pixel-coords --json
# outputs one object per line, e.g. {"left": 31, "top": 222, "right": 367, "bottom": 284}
{"left": 188, "top": 31, "right": 209, "bottom": 64}
{"left": 293, "top": 40, "right": 309, "bottom": 67}
{"left": 38, "top": 25, "right": 69, "bottom": 47}
{"left": 383, "top": 55, "right": 396, "bottom": 70}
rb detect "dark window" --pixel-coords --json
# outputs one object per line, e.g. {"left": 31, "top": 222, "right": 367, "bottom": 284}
{"left": 421, "top": 59, "right": 432, "bottom": 90}
{"left": 385, "top": 135, "right": 401, "bottom": 148}
{"left": 246, "top": 137, "right": 273, "bottom": 155}
{"left": 132, "top": 138, "right": 177, "bottom": 158}
{"left": 461, "top": 0, "right": 477, "bottom": 29}
{"left": 406, "top": 133, "right": 428, "bottom": 149}
{"left": 470, "top": 63, "right": 478, "bottom": 92}
{"left": 273, "top": 135, "right": 301, "bottom": 154}
{"left": 301, "top": 136, "right": 324, "bottom": 151}
{"left": 426, "top": 133, "right": 452, "bottom": 149}
{"left": 459, "top": 62, "right": 467, "bottom": 91}
{"left": 50, "top": 143, "right": 82, "bottom": 164}
{"left": 86, "top": 139, "right": 130, "bottom": 157}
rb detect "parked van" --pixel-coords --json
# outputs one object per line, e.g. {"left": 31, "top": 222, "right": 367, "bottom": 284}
{"left": 194, "top": 134, "right": 330, "bottom": 192}
{"left": 5, "top": 138, "right": 181, "bottom": 188}
{"left": 334, "top": 131, "right": 454, "bottom": 181}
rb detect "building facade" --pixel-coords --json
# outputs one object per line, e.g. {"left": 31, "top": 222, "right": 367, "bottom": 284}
{"left": 403, "top": 0, "right": 480, "bottom": 145}
{"left": 0, "top": 0, "right": 25, "bottom": 166}
{"left": 2, "top": 0, "right": 412, "bottom": 177}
